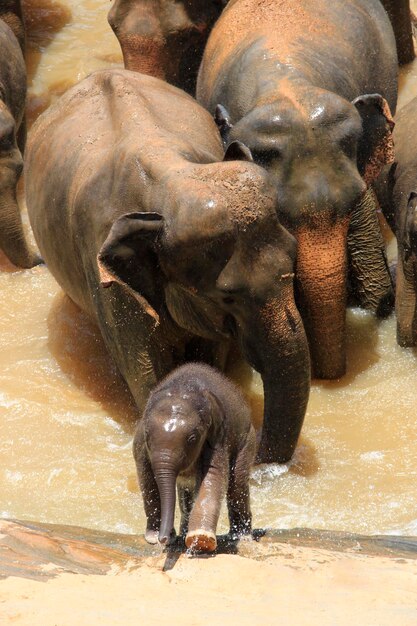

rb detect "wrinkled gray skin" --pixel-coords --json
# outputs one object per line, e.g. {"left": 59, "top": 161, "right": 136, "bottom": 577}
{"left": 25, "top": 69, "right": 311, "bottom": 465}
{"left": 134, "top": 362, "right": 256, "bottom": 551}
{"left": 197, "top": 0, "right": 398, "bottom": 380}
{"left": 0, "top": 4, "right": 40, "bottom": 268}
{"left": 374, "top": 97, "right": 417, "bottom": 346}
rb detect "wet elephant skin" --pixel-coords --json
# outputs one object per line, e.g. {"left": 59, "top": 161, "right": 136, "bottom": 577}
{"left": 197, "top": 0, "right": 398, "bottom": 380}
{"left": 134, "top": 363, "right": 256, "bottom": 551}
{"left": 25, "top": 69, "right": 311, "bottom": 464}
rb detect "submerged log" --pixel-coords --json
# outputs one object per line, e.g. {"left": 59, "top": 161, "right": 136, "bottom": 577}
{"left": 1, "top": 519, "right": 416, "bottom": 581}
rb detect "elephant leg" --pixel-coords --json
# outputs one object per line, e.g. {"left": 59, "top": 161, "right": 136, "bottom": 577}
{"left": 185, "top": 447, "right": 228, "bottom": 552}
{"left": 381, "top": 0, "right": 415, "bottom": 65}
{"left": 0, "top": 185, "right": 41, "bottom": 269}
{"left": 178, "top": 484, "right": 195, "bottom": 537}
{"left": 133, "top": 430, "right": 161, "bottom": 544}
{"left": 227, "top": 426, "right": 256, "bottom": 537}
{"left": 396, "top": 253, "right": 417, "bottom": 346}
{"left": 347, "top": 187, "right": 394, "bottom": 317}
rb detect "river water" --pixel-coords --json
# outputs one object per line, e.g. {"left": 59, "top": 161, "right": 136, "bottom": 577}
{"left": 0, "top": 0, "right": 416, "bottom": 537}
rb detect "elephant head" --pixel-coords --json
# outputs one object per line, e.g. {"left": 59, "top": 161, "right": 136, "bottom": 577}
{"left": 215, "top": 91, "right": 395, "bottom": 379}
{"left": 108, "top": 0, "right": 224, "bottom": 92}
{"left": 396, "top": 191, "right": 417, "bottom": 346}
{"left": 97, "top": 150, "right": 311, "bottom": 463}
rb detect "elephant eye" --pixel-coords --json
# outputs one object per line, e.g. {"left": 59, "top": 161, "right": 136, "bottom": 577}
{"left": 187, "top": 433, "right": 198, "bottom": 445}
{"left": 0, "top": 127, "right": 14, "bottom": 152}
{"left": 339, "top": 134, "right": 356, "bottom": 159}
{"left": 251, "top": 148, "right": 279, "bottom": 167}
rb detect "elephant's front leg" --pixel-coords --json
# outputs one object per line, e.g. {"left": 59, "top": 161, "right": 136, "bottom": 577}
{"left": 185, "top": 447, "right": 228, "bottom": 552}
{"left": 227, "top": 427, "right": 256, "bottom": 538}
{"left": 347, "top": 187, "right": 394, "bottom": 317}
{"left": 396, "top": 253, "right": 417, "bottom": 346}
{"left": 133, "top": 430, "right": 161, "bottom": 544}
{"left": 0, "top": 152, "right": 41, "bottom": 269}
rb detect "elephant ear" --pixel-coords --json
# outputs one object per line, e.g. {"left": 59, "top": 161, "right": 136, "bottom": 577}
{"left": 203, "top": 390, "right": 225, "bottom": 448}
{"left": 353, "top": 94, "right": 395, "bottom": 186}
{"left": 214, "top": 104, "right": 233, "bottom": 145}
{"left": 97, "top": 211, "right": 164, "bottom": 325}
{"left": 223, "top": 140, "right": 254, "bottom": 162}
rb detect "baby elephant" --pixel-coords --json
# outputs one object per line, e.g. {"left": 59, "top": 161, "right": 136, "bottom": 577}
{"left": 133, "top": 363, "right": 256, "bottom": 552}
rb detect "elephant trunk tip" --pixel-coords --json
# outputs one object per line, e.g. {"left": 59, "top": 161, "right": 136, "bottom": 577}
{"left": 158, "top": 533, "right": 169, "bottom": 545}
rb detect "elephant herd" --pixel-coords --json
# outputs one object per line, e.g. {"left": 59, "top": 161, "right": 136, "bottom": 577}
{"left": 1, "top": 0, "right": 417, "bottom": 551}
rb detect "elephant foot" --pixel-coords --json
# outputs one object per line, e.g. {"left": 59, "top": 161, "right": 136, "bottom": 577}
{"left": 185, "top": 529, "right": 217, "bottom": 552}
{"left": 144, "top": 529, "right": 159, "bottom": 545}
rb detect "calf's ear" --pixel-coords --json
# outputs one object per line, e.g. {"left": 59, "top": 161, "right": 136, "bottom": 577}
{"left": 97, "top": 212, "right": 164, "bottom": 324}
{"left": 353, "top": 94, "right": 395, "bottom": 185}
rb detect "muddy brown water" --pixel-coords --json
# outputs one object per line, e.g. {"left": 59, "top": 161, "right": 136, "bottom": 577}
{"left": 0, "top": 0, "right": 416, "bottom": 537}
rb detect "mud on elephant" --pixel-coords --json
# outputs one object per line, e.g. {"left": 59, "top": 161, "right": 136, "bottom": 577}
{"left": 107, "top": 0, "right": 226, "bottom": 94}
{"left": 134, "top": 362, "right": 256, "bottom": 552}
{"left": 0, "top": 2, "right": 40, "bottom": 269}
{"left": 25, "top": 69, "right": 310, "bottom": 464}
{"left": 197, "top": 0, "right": 398, "bottom": 380}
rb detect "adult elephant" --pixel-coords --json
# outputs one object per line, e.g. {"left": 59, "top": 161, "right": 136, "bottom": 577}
{"left": 197, "top": 0, "right": 398, "bottom": 380}
{"left": 25, "top": 69, "right": 310, "bottom": 464}
{"left": 374, "top": 97, "right": 417, "bottom": 346}
{"left": 0, "top": 6, "right": 40, "bottom": 268}
{"left": 107, "top": 0, "right": 227, "bottom": 94}
{"left": 380, "top": 0, "right": 415, "bottom": 65}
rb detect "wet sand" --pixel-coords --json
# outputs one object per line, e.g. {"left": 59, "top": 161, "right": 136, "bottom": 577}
{"left": 1, "top": 547, "right": 416, "bottom": 626}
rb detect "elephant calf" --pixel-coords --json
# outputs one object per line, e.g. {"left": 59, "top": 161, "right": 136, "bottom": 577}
{"left": 375, "top": 97, "right": 417, "bottom": 347}
{"left": 133, "top": 362, "right": 256, "bottom": 551}
{"left": 0, "top": 6, "right": 39, "bottom": 268}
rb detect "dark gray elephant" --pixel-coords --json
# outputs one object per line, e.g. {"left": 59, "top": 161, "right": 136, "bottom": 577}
{"left": 134, "top": 362, "right": 256, "bottom": 551}
{"left": 107, "top": 0, "right": 226, "bottom": 94}
{"left": 0, "top": 4, "right": 40, "bottom": 268}
{"left": 25, "top": 69, "right": 311, "bottom": 464}
{"left": 197, "top": 0, "right": 398, "bottom": 380}
{"left": 374, "top": 97, "right": 417, "bottom": 346}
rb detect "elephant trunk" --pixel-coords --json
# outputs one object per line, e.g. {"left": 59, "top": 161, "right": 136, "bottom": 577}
{"left": 117, "top": 35, "right": 169, "bottom": 80}
{"left": 252, "top": 285, "right": 311, "bottom": 464}
{"left": 295, "top": 219, "right": 349, "bottom": 380}
{"left": 0, "top": 187, "right": 40, "bottom": 268}
{"left": 153, "top": 464, "right": 178, "bottom": 544}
